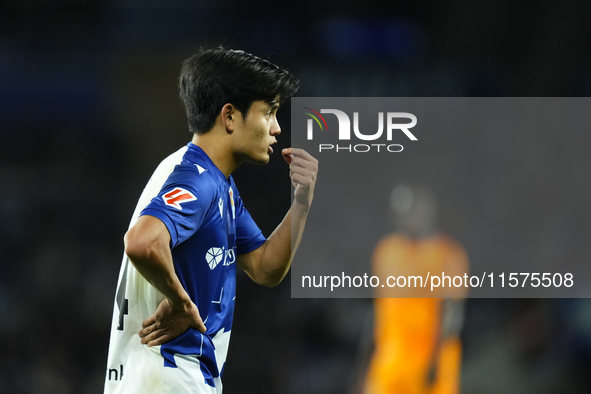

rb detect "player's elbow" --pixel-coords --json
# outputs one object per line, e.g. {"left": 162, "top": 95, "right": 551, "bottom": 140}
{"left": 124, "top": 227, "right": 155, "bottom": 263}
{"left": 256, "top": 268, "right": 288, "bottom": 288}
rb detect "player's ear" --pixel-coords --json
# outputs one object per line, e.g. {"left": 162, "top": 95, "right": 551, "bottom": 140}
{"left": 221, "top": 103, "right": 237, "bottom": 134}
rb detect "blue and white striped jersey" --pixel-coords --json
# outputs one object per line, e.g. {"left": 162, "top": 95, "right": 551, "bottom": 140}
{"left": 104, "top": 143, "right": 266, "bottom": 394}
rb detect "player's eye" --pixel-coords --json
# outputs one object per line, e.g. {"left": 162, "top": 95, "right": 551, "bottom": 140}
{"left": 266, "top": 106, "right": 278, "bottom": 119}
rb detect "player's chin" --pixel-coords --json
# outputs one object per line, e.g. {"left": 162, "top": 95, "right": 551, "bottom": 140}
{"left": 245, "top": 153, "right": 270, "bottom": 165}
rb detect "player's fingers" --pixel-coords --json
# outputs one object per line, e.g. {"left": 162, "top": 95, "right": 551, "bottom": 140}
{"left": 139, "top": 324, "right": 154, "bottom": 338}
{"left": 291, "top": 173, "right": 310, "bottom": 188}
{"left": 140, "top": 329, "right": 156, "bottom": 344}
{"left": 290, "top": 156, "right": 319, "bottom": 172}
{"left": 288, "top": 148, "right": 317, "bottom": 162}
{"left": 190, "top": 314, "right": 207, "bottom": 333}
{"left": 188, "top": 302, "right": 207, "bottom": 333}
{"left": 142, "top": 315, "right": 156, "bottom": 328}
{"left": 194, "top": 314, "right": 207, "bottom": 333}
{"left": 290, "top": 166, "right": 316, "bottom": 183}
{"left": 290, "top": 165, "right": 315, "bottom": 179}
{"left": 141, "top": 328, "right": 165, "bottom": 345}
{"left": 282, "top": 149, "right": 293, "bottom": 165}
{"left": 148, "top": 334, "right": 172, "bottom": 348}
{"left": 195, "top": 321, "right": 207, "bottom": 334}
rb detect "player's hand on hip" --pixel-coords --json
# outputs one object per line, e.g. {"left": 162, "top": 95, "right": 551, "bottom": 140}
{"left": 282, "top": 148, "right": 318, "bottom": 209}
{"left": 139, "top": 298, "right": 206, "bottom": 347}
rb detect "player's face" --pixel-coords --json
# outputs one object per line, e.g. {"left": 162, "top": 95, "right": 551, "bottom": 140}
{"left": 233, "top": 100, "right": 281, "bottom": 165}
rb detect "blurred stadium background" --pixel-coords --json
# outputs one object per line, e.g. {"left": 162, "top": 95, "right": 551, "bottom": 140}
{"left": 2, "top": 1, "right": 591, "bottom": 393}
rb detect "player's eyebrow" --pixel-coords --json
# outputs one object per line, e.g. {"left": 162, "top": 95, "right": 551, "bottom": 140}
{"left": 265, "top": 101, "right": 280, "bottom": 111}
{"left": 268, "top": 94, "right": 281, "bottom": 109}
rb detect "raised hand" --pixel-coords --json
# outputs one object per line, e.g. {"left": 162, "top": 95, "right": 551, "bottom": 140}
{"left": 282, "top": 148, "right": 318, "bottom": 209}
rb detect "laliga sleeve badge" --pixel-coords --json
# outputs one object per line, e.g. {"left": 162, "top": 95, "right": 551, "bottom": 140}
{"left": 162, "top": 187, "right": 197, "bottom": 210}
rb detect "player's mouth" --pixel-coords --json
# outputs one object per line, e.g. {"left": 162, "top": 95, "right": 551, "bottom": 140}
{"left": 268, "top": 141, "right": 277, "bottom": 154}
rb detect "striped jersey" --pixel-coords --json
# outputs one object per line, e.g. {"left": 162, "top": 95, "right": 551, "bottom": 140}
{"left": 104, "top": 143, "right": 266, "bottom": 393}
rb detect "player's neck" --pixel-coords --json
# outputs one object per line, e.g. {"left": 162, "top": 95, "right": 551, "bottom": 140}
{"left": 191, "top": 131, "right": 239, "bottom": 178}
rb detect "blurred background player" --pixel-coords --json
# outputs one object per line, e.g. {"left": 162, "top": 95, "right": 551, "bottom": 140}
{"left": 363, "top": 184, "right": 469, "bottom": 394}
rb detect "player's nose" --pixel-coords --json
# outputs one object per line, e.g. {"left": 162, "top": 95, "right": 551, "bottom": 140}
{"left": 270, "top": 117, "right": 281, "bottom": 136}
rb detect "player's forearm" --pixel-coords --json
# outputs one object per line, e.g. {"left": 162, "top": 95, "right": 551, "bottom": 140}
{"left": 288, "top": 197, "right": 311, "bottom": 260}
{"left": 243, "top": 148, "right": 317, "bottom": 287}
{"left": 256, "top": 199, "right": 310, "bottom": 286}
{"left": 126, "top": 247, "right": 191, "bottom": 307}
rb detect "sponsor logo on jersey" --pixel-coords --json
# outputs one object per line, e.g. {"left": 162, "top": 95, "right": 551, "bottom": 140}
{"left": 162, "top": 187, "right": 197, "bottom": 210}
{"left": 107, "top": 364, "right": 124, "bottom": 381}
{"left": 206, "top": 247, "right": 224, "bottom": 270}
{"left": 205, "top": 246, "right": 236, "bottom": 270}
{"left": 218, "top": 197, "right": 224, "bottom": 218}
{"left": 224, "top": 247, "right": 236, "bottom": 266}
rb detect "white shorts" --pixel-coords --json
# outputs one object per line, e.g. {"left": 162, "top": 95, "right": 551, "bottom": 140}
{"left": 104, "top": 345, "right": 222, "bottom": 394}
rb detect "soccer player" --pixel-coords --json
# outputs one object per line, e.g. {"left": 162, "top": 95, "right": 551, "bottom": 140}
{"left": 364, "top": 184, "right": 468, "bottom": 394}
{"left": 104, "top": 48, "right": 318, "bottom": 394}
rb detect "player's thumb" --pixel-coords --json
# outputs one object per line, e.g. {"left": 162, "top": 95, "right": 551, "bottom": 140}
{"left": 195, "top": 319, "right": 207, "bottom": 334}
{"left": 191, "top": 305, "right": 207, "bottom": 333}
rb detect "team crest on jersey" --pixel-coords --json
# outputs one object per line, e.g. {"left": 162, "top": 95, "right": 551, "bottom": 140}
{"left": 162, "top": 187, "right": 197, "bottom": 210}
{"left": 229, "top": 187, "right": 235, "bottom": 219}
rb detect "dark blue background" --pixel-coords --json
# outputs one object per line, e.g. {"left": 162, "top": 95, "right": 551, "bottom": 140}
{"left": 1, "top": 1, "right": 591, "bottom": 393}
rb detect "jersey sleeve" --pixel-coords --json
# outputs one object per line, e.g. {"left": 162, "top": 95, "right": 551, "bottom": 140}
{"left": 140, "top": 166, "right": 214, "bottom": 248}
{"left": 234, "top": 192, "right": 266, "bottom": 255}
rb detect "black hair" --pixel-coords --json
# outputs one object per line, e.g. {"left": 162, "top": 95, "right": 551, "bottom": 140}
{"left": 179, "top": 47, "right": 299, "bottom": 134}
